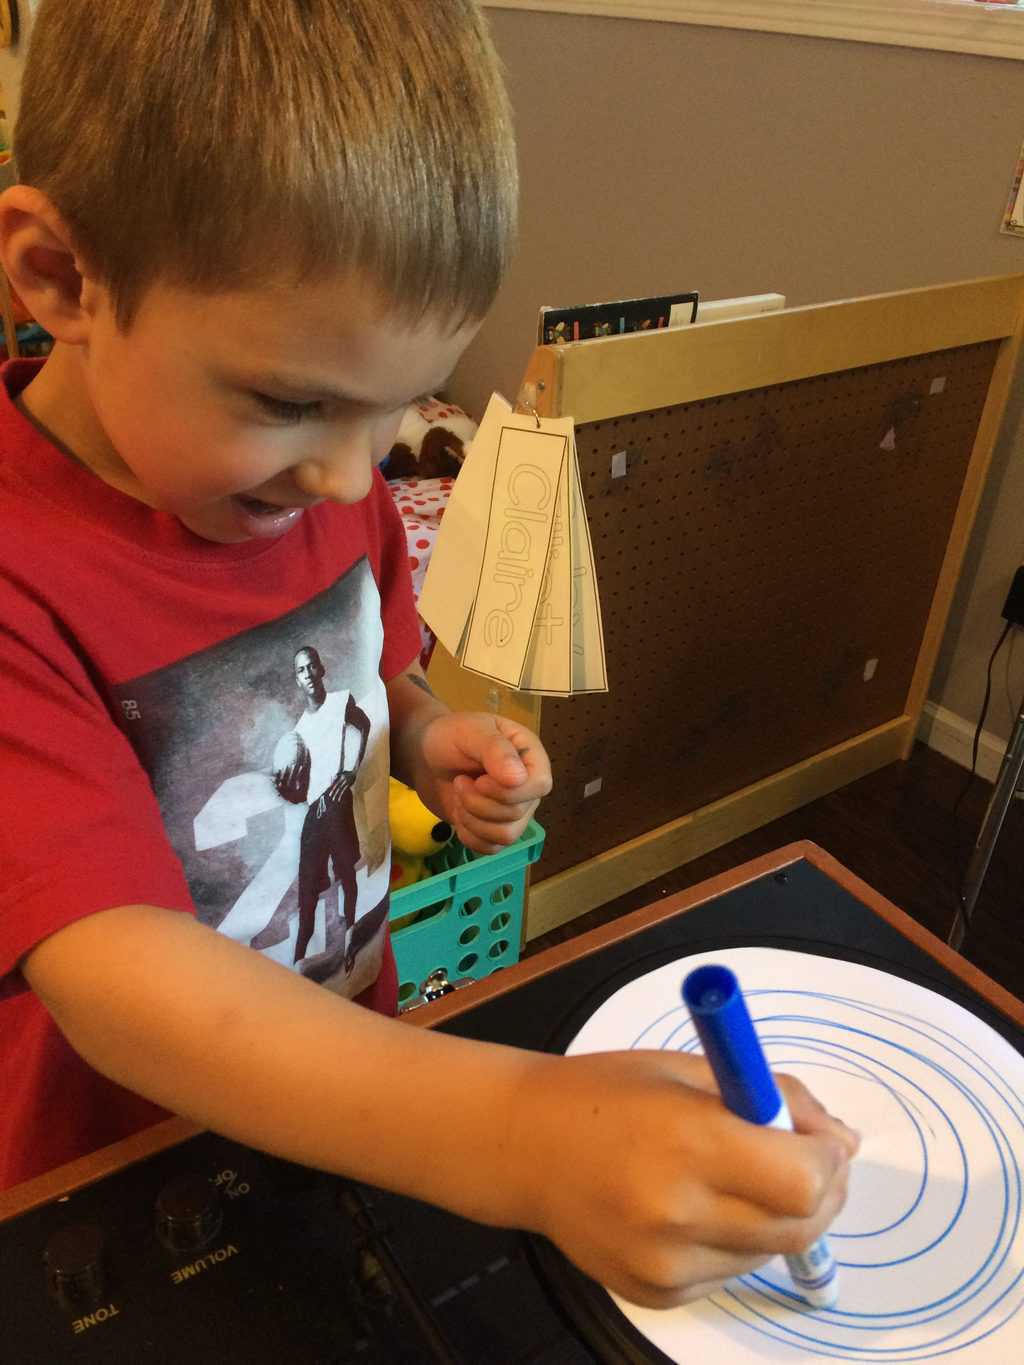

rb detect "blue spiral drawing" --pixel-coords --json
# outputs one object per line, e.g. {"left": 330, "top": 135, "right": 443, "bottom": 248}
{"left": 572, "top": 951, "right": 1024, "bottom": 1363}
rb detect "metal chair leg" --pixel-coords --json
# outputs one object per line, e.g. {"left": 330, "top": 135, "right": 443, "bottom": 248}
{"left": 950, "top": 701, "right": 1024, "bottom": 952}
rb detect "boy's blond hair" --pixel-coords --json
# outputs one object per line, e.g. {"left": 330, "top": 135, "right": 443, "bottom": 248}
{"left": 15, "top": 0, "right": 518, "bottom": 329}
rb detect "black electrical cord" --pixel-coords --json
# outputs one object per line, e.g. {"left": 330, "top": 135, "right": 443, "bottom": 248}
{"left": 953, "top": 620, "right": 1013, "bottom": 816}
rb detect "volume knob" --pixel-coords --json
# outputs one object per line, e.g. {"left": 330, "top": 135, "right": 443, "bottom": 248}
{"left": 155, "top": 1174, "right": 222, "bottom": 1254}
{"left": 45, "top": 1223, "right": 106, "bottom": 1311}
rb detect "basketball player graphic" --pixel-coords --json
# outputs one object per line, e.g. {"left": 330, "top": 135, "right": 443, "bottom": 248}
{"left": 272, "top": 646, "right": 371, "bottom": 970}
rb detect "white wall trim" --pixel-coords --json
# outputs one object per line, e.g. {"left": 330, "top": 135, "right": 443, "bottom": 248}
{"left": 918, "top": 701, "right": 1011, "bottom": 783}
{"left": 485, "top": 1, "right": 1024, "bottom": 61}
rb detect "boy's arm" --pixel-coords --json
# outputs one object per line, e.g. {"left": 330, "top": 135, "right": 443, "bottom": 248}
{"left": 21, "top": 904, "right": 538, "bottom": 1227}
{"left": 387, "top": 662, "right": 448, "bottom": 783}
{"left": 22, "top": 903, "right": 857, "bottom": 1309}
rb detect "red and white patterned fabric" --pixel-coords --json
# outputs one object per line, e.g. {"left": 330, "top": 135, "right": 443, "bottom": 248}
{"left": 388, "top": 475, "right": 458, "bottom": 665}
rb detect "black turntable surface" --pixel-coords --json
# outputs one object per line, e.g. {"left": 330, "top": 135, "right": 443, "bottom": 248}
{"left": 2, "top": 855, "right": 1021, "bottom": 1363}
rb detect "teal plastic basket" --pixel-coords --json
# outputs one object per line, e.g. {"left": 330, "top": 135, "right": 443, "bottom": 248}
{"left": 389, "top": 819, "right": 545, "bottom": 1010}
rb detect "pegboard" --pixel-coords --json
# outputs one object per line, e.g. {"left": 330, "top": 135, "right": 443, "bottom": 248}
{"left": 535, "top": 340, "right": 998, "bottom": 880}
{"left": 429, "top": 276, "right": 1024, "bottom": 937}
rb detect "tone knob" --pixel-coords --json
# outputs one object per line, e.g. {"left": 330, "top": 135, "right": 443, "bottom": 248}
{"left": 45, "top": 1223, "right": 106, "bottom": 1310}
{"left": 155, "top": 1174, "right": 222, "bottom": 1254}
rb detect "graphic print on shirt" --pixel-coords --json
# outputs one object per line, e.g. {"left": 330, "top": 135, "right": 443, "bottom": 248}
{"left": 112, "top": 557, "right": 391, "bottom": 998}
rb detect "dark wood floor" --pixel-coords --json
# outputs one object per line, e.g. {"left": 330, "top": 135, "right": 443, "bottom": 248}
{"left": 525, "top": 741, "right": 1024, "bottom": 1006}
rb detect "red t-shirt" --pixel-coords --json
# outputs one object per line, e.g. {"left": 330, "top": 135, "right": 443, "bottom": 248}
{"left": 0, "top": 360, "right": 422, "bottom": 1189}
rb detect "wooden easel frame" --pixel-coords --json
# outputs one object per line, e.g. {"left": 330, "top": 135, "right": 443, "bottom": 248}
{"left": 429, "top": 275, "right": 1024, "bottom": 941}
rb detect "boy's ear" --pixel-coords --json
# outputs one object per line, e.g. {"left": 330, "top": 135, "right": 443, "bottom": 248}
{"left": 0, "top": 186, "right": 100, "bottom": 344}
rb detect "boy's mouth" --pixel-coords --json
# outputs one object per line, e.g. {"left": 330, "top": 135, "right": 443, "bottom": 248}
{"left": 236, "top": 493, "right": 290, "bottom": 514}
{"left": 231, "top": 493, "right": 306, "bottom": 538}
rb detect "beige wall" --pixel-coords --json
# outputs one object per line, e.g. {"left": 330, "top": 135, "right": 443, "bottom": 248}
{"left": 0, "top": 0, "right": 36, "bottom": 126}
{"left": 3, "top": 7, "right": 1020, "bottom": 744}
{"left": 454, "top": 9, "right": 1024, "bottom": 746}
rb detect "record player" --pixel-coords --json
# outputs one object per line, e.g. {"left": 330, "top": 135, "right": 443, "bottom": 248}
{"left": 2, "top": 842, "right": 1022, "bottom": 1364}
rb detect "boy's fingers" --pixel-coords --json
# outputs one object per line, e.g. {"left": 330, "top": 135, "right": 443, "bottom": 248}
{"left": 453, "top": 775, "right": 536, "bottom": 824}
{"left": 453, "top": 814, "right": 528, "bottom": 851}
{"left": 614, "top": 1275, "right": 728, "bottom": 1312}
{"left": 440, "top": 714, "right": 551, "bottom": 798}
{"left": 481, "top": 732, "right": 529, "bottom": 786}
{"left": 698, "top": 1111, "right": 850, "bottom": 1220}
{"left": 472, "top": 774, "right": 548, "bottom": 807}
{"left": 747, "top": 1128, "right": 849, "bottom": 1221}
{"left": 779, "top": 1073, "right": 861, "bottom": 1158}
{"left": 611, "top": 1249, "right": 773, "bottom": 1311}
{"left": 639, "top": 1055, "right": 855, "bottom": 1221}
{"left": 456, "top": 834, "right": 506, "bottom": 856}
{"left": 688, "top": 1161, "right": 850, "bottom": 1257}
{"left": 493, "top": 718, "right": 553, "bottom": 789}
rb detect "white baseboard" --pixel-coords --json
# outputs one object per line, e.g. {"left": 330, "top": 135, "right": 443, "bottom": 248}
{"left": 918, "top": 702, "right": 1009, "bottom": 784}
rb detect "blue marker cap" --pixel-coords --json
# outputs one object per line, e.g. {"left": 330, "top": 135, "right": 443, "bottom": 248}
{"left": 682, "top": 965, "right": 782, "bottom": 1126}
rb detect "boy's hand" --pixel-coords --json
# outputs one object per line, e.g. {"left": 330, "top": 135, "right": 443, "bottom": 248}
{"left": 509, "top": 1050, "right": 859, "bottom": 1310}
{"left": 415, "top": 711, "right": 552, "bottom": 852}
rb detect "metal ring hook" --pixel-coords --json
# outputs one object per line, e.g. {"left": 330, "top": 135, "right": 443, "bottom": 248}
{"left": 515, "top": 383, "right": 544, "bottom": 429}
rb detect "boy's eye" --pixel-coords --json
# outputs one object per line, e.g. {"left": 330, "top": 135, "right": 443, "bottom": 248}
{"left": 252, "top": 392, "right": 323, "bottom": 423}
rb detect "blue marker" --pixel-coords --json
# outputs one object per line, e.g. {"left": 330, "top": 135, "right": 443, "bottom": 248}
{"left": 682, "top": 963, "right": 839, "bottom": 1310}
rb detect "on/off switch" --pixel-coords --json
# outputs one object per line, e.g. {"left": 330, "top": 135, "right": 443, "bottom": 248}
{"left": 155, "top": 1174, "right": 223, "bottom": 1254}
{"left": 45, "top": 1223, "right": 106, "bottom": 1310}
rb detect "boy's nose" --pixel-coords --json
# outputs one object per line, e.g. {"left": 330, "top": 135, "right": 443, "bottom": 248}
{"left": 292, "top": 430, "right": 376, "bottom": 503}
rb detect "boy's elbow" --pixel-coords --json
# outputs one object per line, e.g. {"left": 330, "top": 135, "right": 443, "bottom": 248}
{"left": 21, "top": 903, "right": 192, "bottom": 1042}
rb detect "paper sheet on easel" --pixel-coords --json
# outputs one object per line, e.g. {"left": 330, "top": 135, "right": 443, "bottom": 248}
{"left": 417, "top": 393, "right": 512, "bottom": 660}
{"left": 461, "top": 419, "right": 570, "bottom": 685}
{"left": 518, "top": 429, "right": 608, "bottom": 695}
{"left": 568, "top": 441, "right": 607, "bottom": 693}
{"left": 419, "top": 394, "right": 607, "bottom": 694}
{"left": 517, "top": 446, "right": 573, "bottom": 692}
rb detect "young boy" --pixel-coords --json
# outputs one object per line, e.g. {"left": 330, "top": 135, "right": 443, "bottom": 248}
{"left": 0, "top": 0, "right": 857, "bottom": 1310}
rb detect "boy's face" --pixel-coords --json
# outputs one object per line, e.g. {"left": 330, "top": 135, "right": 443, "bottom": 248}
{"left": 73, "top": 271, "right": 480, "bottom": 544}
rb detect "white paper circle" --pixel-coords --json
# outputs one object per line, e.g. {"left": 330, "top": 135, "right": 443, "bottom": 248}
{"left": 565, "top": 947, "right": 1024, "bottom": 1363}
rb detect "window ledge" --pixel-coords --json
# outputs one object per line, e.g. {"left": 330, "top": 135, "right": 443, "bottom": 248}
{"left": 485, "top": 1, "right": 1024, "bottom": 61}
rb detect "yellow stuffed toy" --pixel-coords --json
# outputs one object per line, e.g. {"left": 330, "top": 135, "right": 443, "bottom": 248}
{"left": 388, "top": 777, "right": 453, "bottom": 890}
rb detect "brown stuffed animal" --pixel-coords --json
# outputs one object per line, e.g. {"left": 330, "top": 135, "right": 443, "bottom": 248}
{"left": 385, "top": 397, "right": 477, "bottom": 479}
